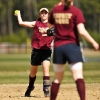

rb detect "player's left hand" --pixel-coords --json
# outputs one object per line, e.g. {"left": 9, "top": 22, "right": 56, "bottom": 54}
{"left": 47, "top": 27, "right": 55, "bottom": 36}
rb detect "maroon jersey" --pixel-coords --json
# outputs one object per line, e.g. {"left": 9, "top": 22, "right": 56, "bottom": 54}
{"left": 49, "top": 5, "right": 85, "bottom": 47}
{"left": 31, "top": 20, "right": 53, "bottom": 50}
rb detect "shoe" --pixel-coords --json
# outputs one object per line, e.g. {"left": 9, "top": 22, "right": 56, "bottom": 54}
{"left": 25, "top": 87, "right": 34, "bottom": 97}
{"left": 43, "top": 87, "right": 50, "bottom": 97}
{"left": 43, "top": 80, "right": 51, "bottom": 97}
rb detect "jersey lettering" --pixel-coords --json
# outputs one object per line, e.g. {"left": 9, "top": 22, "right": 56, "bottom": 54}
{"left": 53, "top": 13, "right": 72, "bottom": 24}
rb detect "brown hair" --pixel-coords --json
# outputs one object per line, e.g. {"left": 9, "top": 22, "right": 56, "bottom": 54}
{"left": 64, "top": 0, "right": 72, "bottom": 9}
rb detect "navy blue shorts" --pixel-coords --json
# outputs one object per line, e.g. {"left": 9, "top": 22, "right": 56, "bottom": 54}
{"left": 53, "top": 43, "right": 84, "bottom": 64}
{"left": 31, "top": 48, "right": 52, "bottom": 66}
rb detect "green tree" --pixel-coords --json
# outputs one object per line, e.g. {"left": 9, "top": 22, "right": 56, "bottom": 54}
{"left": 80, "top": 0, "right": 100, "bottom": 33}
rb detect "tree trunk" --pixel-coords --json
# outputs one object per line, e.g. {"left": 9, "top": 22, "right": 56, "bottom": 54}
{"left": 7, "top": 0, "right": 13, "bottom": 34}
{"left": 32, "top": 0, "right": 38, "bottom": 19}
{"left": 74, "top": 0, "right": 80, "bottom": 7}
{"left": 26, "top": 0, "right": 38, "bottom": 20}
{"left": 26, "top": 0, "right": 33, "bottom": 21}
{"left": 0, "top": 18, "right": 7, "bottom": 36}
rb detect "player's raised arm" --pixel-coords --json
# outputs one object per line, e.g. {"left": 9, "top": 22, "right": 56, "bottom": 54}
{"left": 14, "top": 10, "right": 36, "bottom": 28}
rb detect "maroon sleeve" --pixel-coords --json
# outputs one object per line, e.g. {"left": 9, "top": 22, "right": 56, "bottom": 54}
{"left": 75, "top": 9, "right": 85, "bottom": 24}
{"left": 48, "top": 10, "right": 55, "bottom": 25}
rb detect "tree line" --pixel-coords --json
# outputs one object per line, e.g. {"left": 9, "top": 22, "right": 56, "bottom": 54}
{"left": 0, "top": 0, "right": 100, "bottom": 46}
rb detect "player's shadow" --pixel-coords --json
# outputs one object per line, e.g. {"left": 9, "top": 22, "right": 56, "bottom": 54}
{"left": 21, "top": 95, "right": 44, "bottom": 98}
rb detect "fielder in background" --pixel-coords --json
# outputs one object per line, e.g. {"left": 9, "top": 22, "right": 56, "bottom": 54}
{"left": 48, "top": 0, "right": 99, "bottom": 100}
{"left": 14, "top": 8, "right": 53, "bottom": 97}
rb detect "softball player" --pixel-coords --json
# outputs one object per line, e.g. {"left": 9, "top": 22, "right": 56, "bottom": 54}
{"left": 48, "top": 0, "right": 99, "bottom": 100}
{"left": 14, "top": 8, "right": 53, "bottom": 97}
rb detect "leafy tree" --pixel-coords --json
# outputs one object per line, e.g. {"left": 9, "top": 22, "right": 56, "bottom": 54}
{"left": 0, "top": 0, "right": 100, "bottom": 46}
{"left": 80, "top": 0, "right": 100, "bottom": 33}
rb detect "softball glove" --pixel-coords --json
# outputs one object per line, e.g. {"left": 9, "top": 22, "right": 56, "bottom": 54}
{"left": 47, "top": 27, "right": 55, "bottom": 36}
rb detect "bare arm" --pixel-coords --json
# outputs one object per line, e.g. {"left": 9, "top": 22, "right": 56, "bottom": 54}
{"left": 14, "top": 11, "right": 36, "bottom": 28}
{"left": 77, "top": 23, "right": 99, "bottom": 50}
{"left": 48, "top": 23, "right": 54, "bottom": 28}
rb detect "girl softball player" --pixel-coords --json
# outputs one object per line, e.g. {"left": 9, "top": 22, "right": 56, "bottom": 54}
{"left": 48, "top": 0, "right": 99, "bottom": 100}
{"left": 14, "top": 8, "right": 53, "bottom": 97}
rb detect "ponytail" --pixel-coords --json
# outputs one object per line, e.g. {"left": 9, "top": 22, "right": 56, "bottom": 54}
{"left": 64, "top": 0, "right": 72, "bottom": 9}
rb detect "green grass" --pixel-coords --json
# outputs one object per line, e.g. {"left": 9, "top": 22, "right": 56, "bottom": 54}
{"left": 0, "top": 52, "right": 100, "bottom": 84}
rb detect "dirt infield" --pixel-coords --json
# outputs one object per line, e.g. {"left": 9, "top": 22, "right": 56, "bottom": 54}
{"left": 0, "top": 84, "right": 100, "bottom": 100}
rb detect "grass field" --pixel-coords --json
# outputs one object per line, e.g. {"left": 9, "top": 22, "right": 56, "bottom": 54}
{"left": 0, "top": 49, "right": 100, "bottom": 84}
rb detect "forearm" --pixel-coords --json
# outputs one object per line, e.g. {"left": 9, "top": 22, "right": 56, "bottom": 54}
{"left": 42, "top": 27, "right": 55, "bottom": 36}
{"left": 16, "top": 12, "right": 34, "bottom": 27}
{"left": 17, "top": 15, "right": 32, "bottom": 27}
{"left": 17, "top": 14, "right": 23, "bottom": 25}
{"left": 80, "top": 30, "right": 96, "bottom": 45}
{"left": 48, "top": 23, "right": 54, "bottom": 28}
{"left": 77, "top": 23, "right": 99, "bottom": 50}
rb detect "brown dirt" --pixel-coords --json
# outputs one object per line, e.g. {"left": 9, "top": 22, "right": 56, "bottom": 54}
{"left": 0, "top": 84, "right": 100, "bottom": 100}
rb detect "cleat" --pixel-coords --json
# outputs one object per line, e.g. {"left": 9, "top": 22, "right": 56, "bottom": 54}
{"left": 44, "top": 87, "right": 50, "bottom": 97}
{"left": 43, "top": 80, "right": 51, "bottom": 97}
{"left": 25, "top": 87, "right": 34, "bottom": 97}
